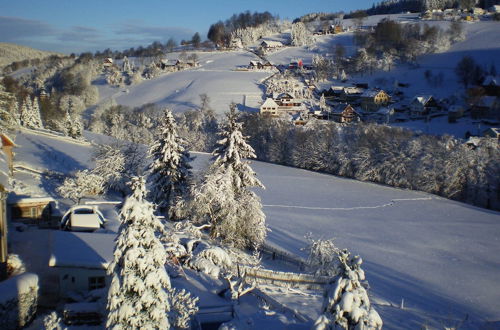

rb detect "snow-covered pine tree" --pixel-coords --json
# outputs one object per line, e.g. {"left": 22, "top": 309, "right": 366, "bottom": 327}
{"left": 189, "top": 103, "right": 266, "bottom": 250}
{"left": 20, "top": 97, "right": 32, "bottom": 128}
{"left": 62, "top": 110, "right": 83, "bottom": 139}
{"left": 106, "top": 177, "right": 171, "bottom": 329}
{"left": 147, "top": 108, "right": 193, "bottom": 219}
{"left": 315, "top": 249, "right": 382, "bottom": 330}
{"left": 31, "top": 97, "right": 43, "bottom": 128}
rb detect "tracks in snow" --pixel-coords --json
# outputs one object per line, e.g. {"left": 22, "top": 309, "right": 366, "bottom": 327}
{"left": 263, "top": 197, "right": 433, "bottom": 211}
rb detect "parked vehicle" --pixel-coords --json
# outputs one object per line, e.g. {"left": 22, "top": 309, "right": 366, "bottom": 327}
{"left": 60, "top": 205, "right": 106, "bottom": 232}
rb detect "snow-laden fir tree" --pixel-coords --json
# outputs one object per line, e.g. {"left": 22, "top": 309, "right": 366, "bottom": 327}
{"left": 20, "top": 97, "right": 43, "bottom": 129}
{"left": 63, "top": 110, "right": 83, "bottom": 139}
{"left": 291, "top": 22, "right": 312, "bottom": 47}
{"left": 315, "top": 249, "right": 382, "bottom": 330}
{"left": 147, "top": 108, "right": 193, "bottom": 219}
{"left": 189, "top": 103, "right": 266, "bottom": 250}
{"left": 106, "top": 177, "right": 171, "bottom": 329}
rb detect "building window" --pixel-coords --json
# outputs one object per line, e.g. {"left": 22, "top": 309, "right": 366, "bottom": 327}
{"left": 30, "top": 207, "right": 38, "bottom": 218}
{"left": 88, "top": 276, "right": 105, "bottom": 290}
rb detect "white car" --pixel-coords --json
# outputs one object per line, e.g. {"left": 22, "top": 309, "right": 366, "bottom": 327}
{"left": 60, "top": 205, "right": 106, "bottom": 232}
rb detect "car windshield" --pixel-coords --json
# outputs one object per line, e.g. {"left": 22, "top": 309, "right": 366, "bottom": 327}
{"left": 73, "top": 209, "right": 95, "bottom": 214}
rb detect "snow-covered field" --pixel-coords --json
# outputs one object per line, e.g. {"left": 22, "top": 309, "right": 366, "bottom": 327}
{"left": 10, "top": 129, "right": 500, "bottom": 328}
{"left": 95, "top": 51, "right": 271, "bottom": 114}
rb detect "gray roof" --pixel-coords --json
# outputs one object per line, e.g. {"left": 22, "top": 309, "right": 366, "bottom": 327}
{"left": 49, "top": 231, "right": 116, "bottom": 269}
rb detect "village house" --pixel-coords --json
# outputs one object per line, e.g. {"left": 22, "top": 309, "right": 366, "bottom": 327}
{"left": 260, "top": 93, "right": 305, "bottom": 117}
{"left": 103, "top": 58, "right": 113, "bottom": 67}
{"left": 159, "top": 59, "right": 180, "bottom": 70}
{"left": 330, "top": 24, "right": 344, "bottom": 34}
{"left": 49, "top": 231, "right": 115, "bottom": 299}
{"left": 323, "top": 86, "right": 344, "bottom": 100}
{"left": 260, "top": 98, "right": 280, "bottom": 116}
{"left": 248, "top": 60, "right": 274, "bottom": 71}
{"left": 331, "top": 104, "right": 361, "bottom": 123}
{"left": 340, "top": 87, "right": 364, "bottom": 103}
{"left": 483, "top": 127, "right": 500, "bottom": 141}
{"left": 360, "top": 90, "right": 391, "bottom": 112}
{"left": 481, "top": 76, "right": 500, "bottom": 96}
{"left": 471, "top": 96, "right": 500, "bottom": 120}
{"left": 7, "top": 196, "right": 60, "bottom": 228}
{"left": 289, "top": 59, "right": 303, "bottom": 70}
{"left": 409, "top": 95, "right": 440, "bottom": 119}
{"left": 260, "top": 40, "right": 283, "bottom": 49}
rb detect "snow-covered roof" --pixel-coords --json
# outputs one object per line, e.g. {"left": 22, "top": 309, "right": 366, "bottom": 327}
{"left": 343, "top": 87, "right": 364, "bottom": 95}
{"left": 49, "top": 231, "right": 116, "bottom": 269}
{"left": 482, "top": 76, "right": 498, "bottom": 86}
{"left": 412, "top": 95, "right": 433, "bottom": 105}
{"left": 361, "top": 90, "right": 384, "bottom": 98}
{"left": 483, "top": 127, "right": 500, "bottom": 136}
{"left": 276, "top": 92, "right": 295, "bottom": 100}
{"left": 261, "top": 40, "right": 283, "bottom": 47}
{"left": 0, "top": 150, "right": 9, "bottom": 189}
{"left": 261, "top": 98, "right": 279, "bottom": 108}
{"left": 7, "top": 196, "right": 55, "bottom": 204}
{"left": 332, "top": 104, "right": 354, "bottom": 114}
{"left": 329, "top": 86, "right": 344, "bottom": 92}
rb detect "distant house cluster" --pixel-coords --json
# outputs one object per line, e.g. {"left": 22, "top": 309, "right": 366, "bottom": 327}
{"left": 260, "top": 93, "right": 306, "bottom": 117}
{"left": 248, "top": 60, "right": 274, "bottom": 71}
{"left": 314, "top": 24, "right": 346, "bottom": 35}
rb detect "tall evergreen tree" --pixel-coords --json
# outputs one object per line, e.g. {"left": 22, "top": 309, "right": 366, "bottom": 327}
{"left": 190, "top": 103, "right": 266, "bottom": 250}
{"left": 31, "top": 97, "right": 43, "bottom": 128}
{"left": 147, "top": 109, "right": 193, "bottom": 219}
{"left": 107, "top": 177, "right": 171, "bottom": 329}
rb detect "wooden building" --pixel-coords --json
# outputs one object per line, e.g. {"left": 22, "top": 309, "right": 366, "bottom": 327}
{"left": 360, "top": 90, "right": 391, "bottom": 112}
{"left": 409, "top": 95, "right": 439, "bottom": 118}
{"left": 332, "top": 104, "right": 361, "bottom": 123}
{"left": 8, "top": 196, "right": 59, "bottom": 227}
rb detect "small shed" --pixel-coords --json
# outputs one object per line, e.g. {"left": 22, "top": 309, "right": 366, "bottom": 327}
{"left": 49, "top": 231, "right": 115, "bottom": 299}
{"left": 8, "top": 196, "right": 60, "bottom": 227}
{"left": 260, "top": 40, "right": 283, "bottom": 49}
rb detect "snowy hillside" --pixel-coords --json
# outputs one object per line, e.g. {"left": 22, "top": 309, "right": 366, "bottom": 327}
{"left": 11, "top": 129, "right": 500, "bottom": 328}
{"left": 95, "top": 51, "right": 271, "bottom": 114}
{"left": 0, "top": 42, "right": 59, "bottom": 68}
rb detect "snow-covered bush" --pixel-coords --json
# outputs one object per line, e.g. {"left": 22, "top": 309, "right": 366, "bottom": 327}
{"left": 316, "top": 250, "right": 382, "bottom": 329}
{"left": 7, "top": 253, "right": 26, "bottom": 277}
{"left": 56, "top": 170, "right": 104, "bottom": 203}
{"left": 106, "top": 177, "right": 173, "bottom": 329}
{"left": 188, "top": 244, "right": 233, "bottom": 278}
{"left": 43, "top": 311, "right": 65, "bottom": 330}
{"left": 0, "top": 273, "right": 39, "bottom": 329}
{"left": 92, "top": 144, "right": 126, "bottom": 194}
{"left": 168, "top": 288, "right": 199, "bottom": 329}
{"left": 304, "top": 235, "right": 340, "bottom": 277}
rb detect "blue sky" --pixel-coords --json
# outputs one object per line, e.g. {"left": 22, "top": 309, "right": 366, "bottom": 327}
{"left": 0, "top": 0, "right": 375, "bottom": 53}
